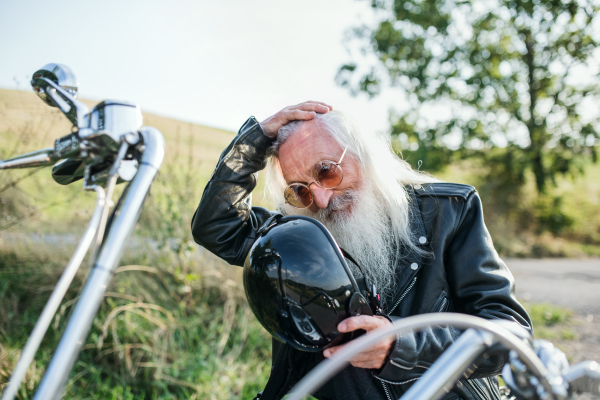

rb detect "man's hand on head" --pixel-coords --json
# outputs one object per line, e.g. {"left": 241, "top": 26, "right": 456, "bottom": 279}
{"left": 259, "top": 101, "right": 332, "bottom": 139}
{"left": 322, "top": 315, "right": 394, "bottom": 370}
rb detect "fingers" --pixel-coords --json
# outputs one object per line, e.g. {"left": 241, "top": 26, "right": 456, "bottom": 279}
{"left": 284, "top": 109, "right": 317, "bottom": 123}
{"left": 282, "top": 102, "right": 331, "bottom": 121}
{"left": 323, "top": 344, "right": 343, "bottom": 358}
{"left": 323, "top": 316, "right": 394, "bottom": 369}
{"left": 293, "top": 101, "right": 332, "bottom": 112}
{"left": 259, "top": 101, "right": 332, "bottom": 139}
{"left": 323, "top": 340, "right": 393, "bottom": 369}
{"left": 338, "top": 315, "right": 391, "bottom": 333}
{"left": 324, "top": 332, "right": 392, "bottom": 359}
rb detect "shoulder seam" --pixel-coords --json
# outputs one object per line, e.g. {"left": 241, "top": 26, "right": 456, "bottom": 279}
{"left": 413, "top": 183, "right": 476, "bottom": 201}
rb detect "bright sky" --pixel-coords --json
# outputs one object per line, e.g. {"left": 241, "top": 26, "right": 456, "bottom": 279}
{"left": 0, "top": 0, "right": 402, "bottom": 136}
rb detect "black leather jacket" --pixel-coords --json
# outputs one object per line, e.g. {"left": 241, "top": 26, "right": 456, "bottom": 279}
{"left": 191, "top": 117, "right": 532, "bottom": 400}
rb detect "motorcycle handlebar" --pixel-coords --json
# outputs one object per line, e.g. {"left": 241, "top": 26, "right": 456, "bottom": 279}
{"left": 0, "top": 129, "right": 83, "bottom": 171}
{"left": 0, "top": 148, "right": 57, "bottom": 170}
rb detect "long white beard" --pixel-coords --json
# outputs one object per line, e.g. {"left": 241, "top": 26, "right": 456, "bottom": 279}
{"left": 282, "top": 183, "right": 398, "bottom": 306}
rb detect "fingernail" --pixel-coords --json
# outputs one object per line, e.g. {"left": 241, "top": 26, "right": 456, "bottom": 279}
{"left": 323, "top": 349, "right": 330, "bottom": 357}
{"left": 338, "top": 322, "right": 346, "bottom": 332}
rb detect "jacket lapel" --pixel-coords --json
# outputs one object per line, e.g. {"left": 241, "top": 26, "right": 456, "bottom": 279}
{"left": 386, "top": 186, "right": 431, "bottom": 313}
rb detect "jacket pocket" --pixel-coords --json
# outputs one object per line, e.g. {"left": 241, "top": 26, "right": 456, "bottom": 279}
{"left": 429, "top": 291, "right": 449, "bottom": 313}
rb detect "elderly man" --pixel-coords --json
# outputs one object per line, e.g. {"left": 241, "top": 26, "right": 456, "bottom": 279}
{"left": 191, "top": 102, "right": 531, "bottom": 400}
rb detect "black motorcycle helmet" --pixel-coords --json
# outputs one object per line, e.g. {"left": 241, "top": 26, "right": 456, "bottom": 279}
{"left": 243, "top": 214, "right": 381, "bottom": 352}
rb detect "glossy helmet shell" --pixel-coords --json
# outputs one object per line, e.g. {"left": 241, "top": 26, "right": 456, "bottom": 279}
{"left": 243, "top": 215, "right": 372, "bottom": 352}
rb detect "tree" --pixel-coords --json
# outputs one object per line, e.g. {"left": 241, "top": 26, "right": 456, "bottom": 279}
{"left": 337, "top": 0, "right": 600, "bottom": 194}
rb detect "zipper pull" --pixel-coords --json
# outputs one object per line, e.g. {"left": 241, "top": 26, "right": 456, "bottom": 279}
{"left": 369, "top": 283, "right": 383, "bottom": 315}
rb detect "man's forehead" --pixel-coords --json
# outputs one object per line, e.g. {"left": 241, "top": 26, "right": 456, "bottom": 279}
{"left": 283, "top": 123, "right": 339, "bottom": 153}
{"left": 278, "top": 125, "right": 343, "bottom": 179}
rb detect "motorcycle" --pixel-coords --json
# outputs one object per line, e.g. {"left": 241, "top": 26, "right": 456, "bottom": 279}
{"left": 0, "top": 63, "right": 164, "bottom": 400}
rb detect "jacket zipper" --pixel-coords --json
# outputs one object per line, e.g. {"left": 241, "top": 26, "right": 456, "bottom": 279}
{"left": 381, "top": 381, "right": 392, "bottom": 400}
{"left": 379, "top": 277, "right": 417, "bottom": 400}
{"left": 388, "top": 277, "right": 417, "bottom": 315}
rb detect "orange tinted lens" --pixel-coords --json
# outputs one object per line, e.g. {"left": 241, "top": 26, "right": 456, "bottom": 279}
{"left": 314, "top": 161, "right": 343, "bottom": 188}
{"left": 284, "top": 184, "right": 312, "bottom": 208}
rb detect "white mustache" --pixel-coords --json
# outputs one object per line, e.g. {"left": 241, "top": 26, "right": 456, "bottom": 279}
{"left": 314, "top": 190, "right": 359, "bottom": 221}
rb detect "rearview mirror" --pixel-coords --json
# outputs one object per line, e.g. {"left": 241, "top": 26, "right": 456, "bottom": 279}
{"left": 31, "top": 63, "right": 78, "bottom": 105}
{"left": 31, "top": 63, "right": 89, "bottom": 127}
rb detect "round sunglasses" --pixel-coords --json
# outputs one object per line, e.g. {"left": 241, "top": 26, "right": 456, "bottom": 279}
{"left": 284, "top": 146, "right": 349, "bottom": 209}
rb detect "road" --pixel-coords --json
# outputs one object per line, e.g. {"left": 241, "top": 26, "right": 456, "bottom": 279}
{"left": 505, "top": 258, "right": 600, "bottom": 315}
{"left": 504, "top": 259, "right": 600, "bottom": 399}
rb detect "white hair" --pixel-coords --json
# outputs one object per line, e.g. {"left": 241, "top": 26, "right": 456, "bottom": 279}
{"left": 264, "top": 111, "right": 439, "bottom": 302}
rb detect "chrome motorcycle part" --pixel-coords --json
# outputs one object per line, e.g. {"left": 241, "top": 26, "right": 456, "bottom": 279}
{"left": 0, "top": 186, "right": 106, "bottom": 400}
{"left": 0, "top": 63, "right": 166, "bottom": 400}
{"left": 502, "top": 339, "right": 572, "bottom": 400}
{"left": 564, "top": 361, "right": 600, "bottom": 396}
{"left": 91, "top": 141, "right": 129, "bottom": 260}
{"left": 86, "top": 100, "right": 143, "bottom": 143}
{"left": 0, "top": 148, "right": 56, "bottom": 169}
{"left": 285, "top": 313, "right": 548, "bottom": 400}
{"left": 400, "top": 329, "right": 496, "bottom": 400}
{"left": 30, "top": 63, "right": 78, "bottom": 102}
{"left": 31, "top": 64, "right": 89, "bottom": 128}
{"left": 32, "top": 127, "right": 165, "bottom": 400}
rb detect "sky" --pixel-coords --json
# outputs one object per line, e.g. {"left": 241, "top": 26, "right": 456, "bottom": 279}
{"left": 0, "top": 0, "right": 402, "bottom": 136}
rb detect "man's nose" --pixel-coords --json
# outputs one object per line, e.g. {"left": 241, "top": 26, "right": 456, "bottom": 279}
{"left": 310, "top": 184, "right": 333, "bottom": 209}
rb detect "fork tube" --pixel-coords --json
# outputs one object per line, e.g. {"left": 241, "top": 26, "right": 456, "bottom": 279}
{"left": 1, "top": 187, "right": 105, "bottom": 400}
{"left": 400, "top": 329, "right": 493, "bottom": 400}
{"left": 33, "top": 127, "right": 164, "bottom": 400}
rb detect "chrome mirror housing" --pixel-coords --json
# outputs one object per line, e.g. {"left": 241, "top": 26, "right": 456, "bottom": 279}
{"left": 31, "top": 63, "right": 78, "bottom": 104}
{"left": 31, "top": 63, "right": 89, "bottom": 128}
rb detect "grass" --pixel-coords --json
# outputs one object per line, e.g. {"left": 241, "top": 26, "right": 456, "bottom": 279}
{"left": 524, "top": 302, "right": 577, "bottom": 341}
{"left": 0, "top": 239, "right": 272, "bottom": 399}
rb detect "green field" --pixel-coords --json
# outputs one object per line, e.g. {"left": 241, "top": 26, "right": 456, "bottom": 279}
{"left": 0, "top": 88, "right": 597, "bottom": 398}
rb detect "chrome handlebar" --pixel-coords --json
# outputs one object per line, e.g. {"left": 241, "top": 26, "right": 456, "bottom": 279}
{"left": 0, "top": 148, "right": 57, "bottom": 170}
{"left": 0, "top": 63, "right": 165, "bottom": 400}
{"left": 285, "top": 313, "right": 600, "bottom": 400}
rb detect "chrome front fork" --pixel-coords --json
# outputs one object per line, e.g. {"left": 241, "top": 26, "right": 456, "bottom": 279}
{"left": 32, "top": 127, "right": 164, "bottom": 400}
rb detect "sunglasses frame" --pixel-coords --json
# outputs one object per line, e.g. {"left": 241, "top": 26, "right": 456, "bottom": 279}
{"left": 284, "top": 145, "right": 349, "bottom": 209}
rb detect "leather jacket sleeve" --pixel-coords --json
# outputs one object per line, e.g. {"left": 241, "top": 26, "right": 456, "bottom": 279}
{"left": 191, "top": 117, "right": 277, "bottom": 266}
{"left": 377, "top": 191, "right": 532, "bottom": 383}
